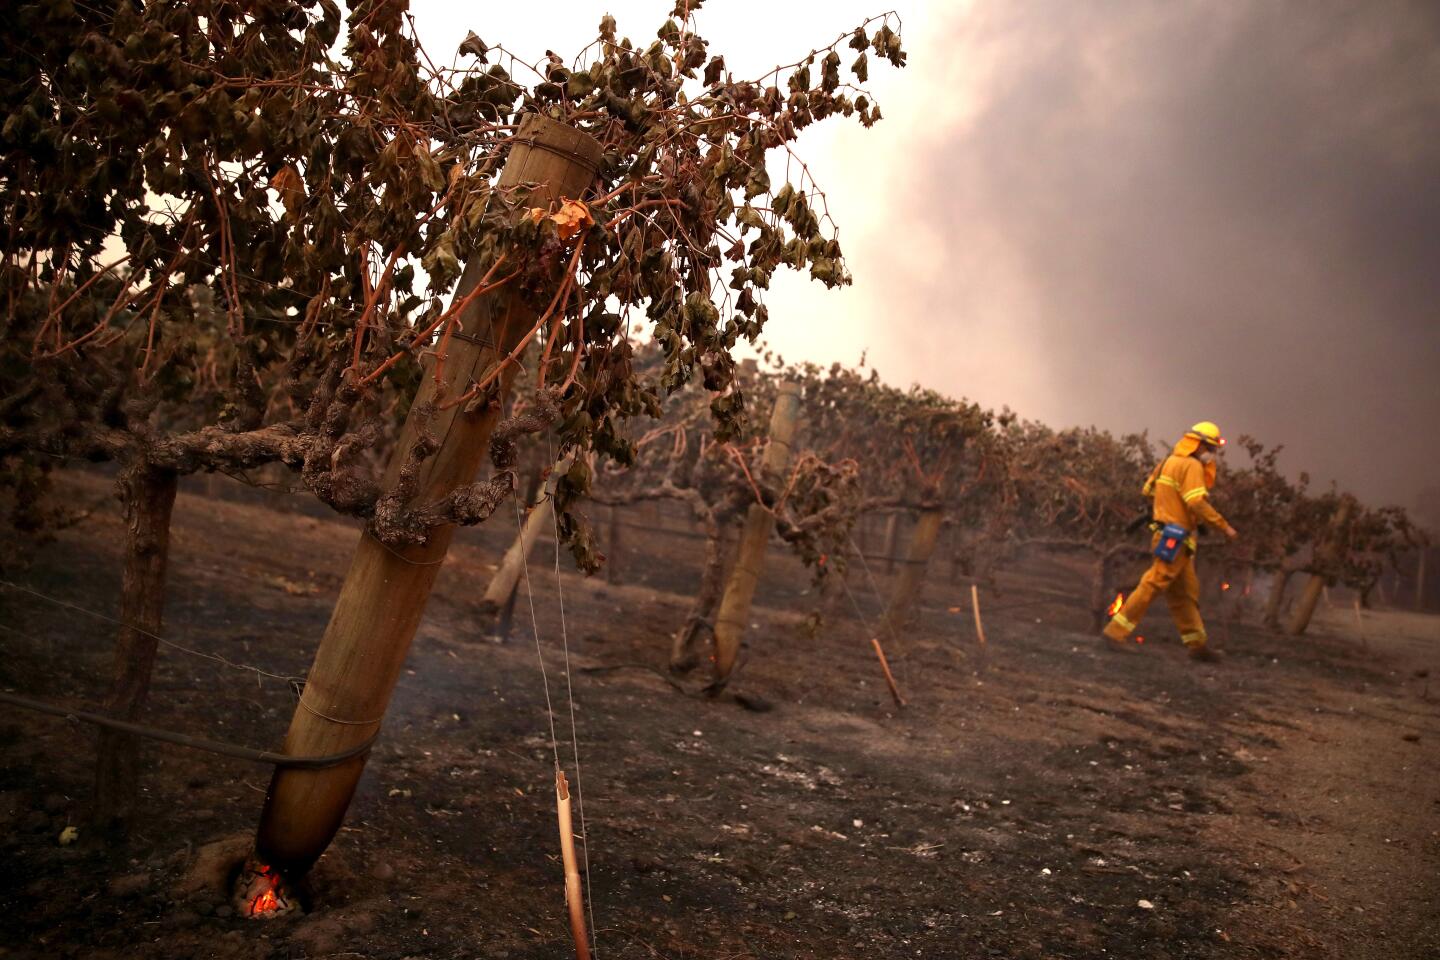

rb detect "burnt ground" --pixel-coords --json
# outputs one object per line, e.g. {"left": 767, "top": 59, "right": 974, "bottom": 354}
{"left": 1, "top": 470, "right": 1437, "bottom": 960}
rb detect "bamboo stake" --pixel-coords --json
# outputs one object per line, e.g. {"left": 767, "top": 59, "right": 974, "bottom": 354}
{"left": 970, "top": 583, "right": 987, "bottom": 647}
{"left": 555, "top": 770, "right": 592, "bottom": 960}
{"left": 870, "top": 638, "right": 906, "bottom": 707}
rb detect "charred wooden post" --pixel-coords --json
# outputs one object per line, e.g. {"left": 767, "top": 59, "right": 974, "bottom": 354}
{"left": 254, "top": 116, "right": 601, "bottom": 876}
{"left": 1287, "top": 496, "right": 1355, "bottom": 637}
{"left": 709, "top": 381, "right": 801, "bottom": 688}
{"left": 92, "top": 462, "right": 179, "bottom": 833}
{"left": 882, "top": 503, "right": 944, "bottom": 631}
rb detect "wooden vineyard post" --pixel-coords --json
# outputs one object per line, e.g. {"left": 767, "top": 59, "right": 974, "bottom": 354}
{"left": 882, "top": 504, "right": 944, "bottom": 631}
{"left": 492, "top": 470, "right": 544, "bottom": 640}
{"left": 254, "top": 116, "right": 602, "bottom": 875}
{"left": 709, "top": 381, "right": 802, "bottom": 688}
{"left": 881, "top": 512, "right": 901, "bottom": 574}
{"left": 483, "top": 497, "right": 551, "bottom": 610}
{"left": 481, "top": 454, "right": 572, "bottom": 615}
{"left": 92, "top": 463, "right": 179, "bottom": 833}
{"left": 1287, "top": 496, "right": 1355, "bottom": 637}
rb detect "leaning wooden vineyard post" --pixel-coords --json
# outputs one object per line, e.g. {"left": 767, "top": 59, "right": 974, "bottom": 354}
{"left": 254, "top": 116, "right": 602, "bottom": 875}
{"left": 710, "top": 381, "right": 802, "bottom": 689}
{"left": 883, "top": 499, "right": 945, "bottom": 631}
{"left": 1286, "top": 495, "right": 1356, "bottom": 637}
{"left": 481, "top": 453, "right": 575, "bottom": 616}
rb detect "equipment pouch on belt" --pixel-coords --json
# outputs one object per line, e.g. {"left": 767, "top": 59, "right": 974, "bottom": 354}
{"left": 1153, "top": 523, "right": 1190, "bottom": 563}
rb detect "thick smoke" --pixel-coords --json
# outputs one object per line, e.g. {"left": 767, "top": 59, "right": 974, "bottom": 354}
{"left": 866, "top": 0, "right": 1440, "bottom": 510}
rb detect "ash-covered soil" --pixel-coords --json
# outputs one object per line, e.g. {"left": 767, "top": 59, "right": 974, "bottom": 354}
{"left": 1, "top": 471, "right": 1436, "bottom": 959}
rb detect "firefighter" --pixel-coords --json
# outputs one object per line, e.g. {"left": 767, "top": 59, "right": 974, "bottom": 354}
{"left": 1103, "top": 421, "right": 1238, "bottom": 661}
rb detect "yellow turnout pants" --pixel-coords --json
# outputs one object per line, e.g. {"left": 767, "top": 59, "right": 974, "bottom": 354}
{"left": 1103, "top": 538, "right": 1207, "bottom": 649}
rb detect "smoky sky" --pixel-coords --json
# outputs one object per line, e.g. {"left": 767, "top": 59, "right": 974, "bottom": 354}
{"left": 893, "top": 0, "right": 1440, "bottom": 517}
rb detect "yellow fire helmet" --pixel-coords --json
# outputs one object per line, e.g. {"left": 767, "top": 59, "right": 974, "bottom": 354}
{"left": 1187, "top": 421, "right": 1225, "bottom": 447}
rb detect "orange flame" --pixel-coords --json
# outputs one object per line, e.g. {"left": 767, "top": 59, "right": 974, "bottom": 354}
{"left": 251, "top": 887, "right": 279, "bottom": 916}
{"left": 238, "top": 859, "right": 291, "bottom": 919}
{"left": 1221, "top": 582, "right": 1231, "bottom": 591}
{"left": 1106, "top": 592, "right": 1125, "bottom": 617}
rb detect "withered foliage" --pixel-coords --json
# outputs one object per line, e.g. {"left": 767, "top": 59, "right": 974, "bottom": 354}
{"left": 0, "top": 0, "right": 906, "bottom": 556}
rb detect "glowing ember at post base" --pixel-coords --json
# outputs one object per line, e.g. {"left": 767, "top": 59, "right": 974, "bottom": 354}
{"left": 232, "top": 855, "right": 299, "bottom": 920}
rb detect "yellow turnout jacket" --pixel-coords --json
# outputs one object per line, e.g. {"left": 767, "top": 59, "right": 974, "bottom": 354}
{"left": 1142, "top": 448, "right": 1228, "bottom": 544}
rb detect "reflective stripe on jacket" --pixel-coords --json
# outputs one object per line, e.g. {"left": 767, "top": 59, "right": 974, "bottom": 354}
{"left": 1142, "top": 454, "right": 1228, "bottom": 541}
